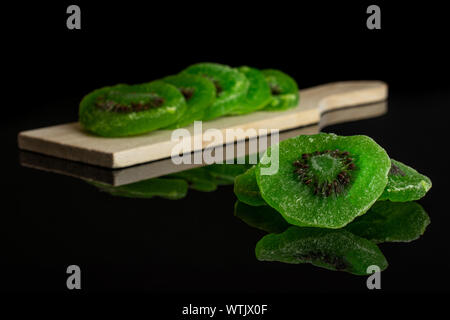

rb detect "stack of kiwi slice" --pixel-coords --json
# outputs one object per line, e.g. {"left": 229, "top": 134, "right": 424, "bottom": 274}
{"left": 85, "top": 131, "right": 432, "bottom": 275}
{"left": 234, "top": 133, "right": 432, "bottom": 274}
{"left": 79, "top": 63, "right": 299, "bottom": 137}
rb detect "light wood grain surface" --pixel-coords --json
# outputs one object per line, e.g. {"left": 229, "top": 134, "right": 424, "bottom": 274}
{"left": 18, "top": 81, "right": 388, "bottom": 168}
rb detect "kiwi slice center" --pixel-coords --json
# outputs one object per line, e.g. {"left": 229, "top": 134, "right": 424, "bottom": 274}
{"left": 269, "top": 83, "right": 282, "bottom": 95}
{"left": 293, "top": 149, "right": 357, "bottom": 197}
{"left": 95, "top": 92, "right": 165, "bottom": 113}
{"left": 389, "top": 162, "right": 405, "bottom": 176}
{"left": 179, "top": 87, "right": 195, "bottom": 101}
{"left": 200, "top": 75, "right": 223, "bottom": 96}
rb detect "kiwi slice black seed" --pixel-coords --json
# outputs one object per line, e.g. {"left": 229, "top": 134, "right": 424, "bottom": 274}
{"left": 79, "top": 81, "right": 187, "bottom": 137}
{"left": 89, "top": 178, "right": 188, "bottom": 200}
{"left": 256, "top": 133, "right": 391, "bottom": 229}
{"left": 231, "top": 66, "right": 272, "bottom": 115}
{"left": 378, "top": 159, "right": 432, "bottom": 202}
{"left": 182, "top": 63, "right": 250, "bottom": 120}
{"left": 161, "top": 73, "right": 216, "bottom": 128}
{"left": 262, "top": 69, "right": 299, "bottom": 111}
{"left": 345, "top": 201, "right": 430, "bottom": 243}
{"left": 255, "top": 226, "right": 388, "bottom": 275}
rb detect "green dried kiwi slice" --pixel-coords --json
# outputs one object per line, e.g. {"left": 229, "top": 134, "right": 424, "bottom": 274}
{"left": 88, "top": 178, "right": 188, "bottom": 200}
{"left": 161, "top": 73, "right": 216, "bottom": 129}
{"left": 262, "top": 69, "right": 299, "bottom": 111}
{"left": 182, "top": 63, "right": 250, "bottom": 120}
{"left": 79, "top": 81, "right": 187, "bottom": 137}
{"left": 231, "top": 66, "right": 272, "bottom": 115}
{"left": 345, "top": 201, "right": 430, "bottom": 243}
{"left": 255, "top": 226, "right": 388, "bottom": 275}
{"left": 234, "top": 166, "right": 266, "bottom": 206}
{"left": 168, "top": 167, "right": 218, "bottom": 192}
{"left": 256, "top": 133, "right": 391, "bottom": 229}
{"left": 378, "top": 159, "right": 432, "bottom": 202}
{"left": 234, "top": 201, "right": 290, "bottom": 234}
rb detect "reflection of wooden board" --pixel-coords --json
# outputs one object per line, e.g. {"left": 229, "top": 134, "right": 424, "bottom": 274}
{"left": 20, "top": 101, "right": 387, "bottom": 186}
{"left": 18, "top": 81, "right": 387, "bottom": 169}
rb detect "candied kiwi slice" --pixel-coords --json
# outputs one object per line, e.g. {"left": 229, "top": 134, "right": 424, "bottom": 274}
{"left": 234, "top": 166, "right": 266, "bottom": 206}
{"left": 255, "top": 226, "right": 388, "bottom": 275}
{"left": 262, "top": 69, "right": 299, "bottom": 111}
{"left": 79, "top": 81, "right": 187, "bottom": 137}
{"left": 378, "top": 159, "right": 432, "bottom": 202}
{"left": 345, "top": 201, "right": 430, "bottom": 243}
{"left": 89, "top": 178, "right": 188, "bottom": 200}
{"left": 256, "top": 133, "right": 391, "bottom": 229}
{"left": 234, "top": 200, "right": 290, "bottom": 234}
{"left": 231, "top": 66, "right": 272, "bottom": 115}
{"left": 182, "top": 63, "right": 250, "bottom": 120}
{"left": 162, "top": 73, "right": 216, "bottom": 128}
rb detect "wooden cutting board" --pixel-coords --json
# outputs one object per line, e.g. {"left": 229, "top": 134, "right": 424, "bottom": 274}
{"left": 19, "top": 99, "right": 387, "bottom": 186}
{"left": 18, "top": 81, "right": 387, "bottom": 169}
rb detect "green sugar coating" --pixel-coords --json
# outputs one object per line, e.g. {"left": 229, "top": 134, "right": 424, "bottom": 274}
{"left": 231, "top": 66, "right": 272, "bottom": 115}
{"left": 89, "top": 178, "right": 188, "bottom": 200}
{"left": 234, "top": 166, "right": 266, "bottom": 206}
{"left": 345, "top": 201, "right": 430, "bottom": 243}
{"left": 182, "top": 63, "right": 250, "bottom": 120}
{"left": 256, "top": 133, "right": 391, "bottom": 229}
{"left": 262, "top": 69, "right": 299, "bottom": 111}
{"left": 255, "top": 226, "right": 388, "bottom": 275}
{"left": 168, "top": 167, "right": 218, "bottom": 192}
{"left": 378, "top": 159, "right": 432, "bottom": 202}
{"left": 79, "top": 81, "right": 187, "bottom": 137}
{"left": 162, "top": 73, "right": 216, "bottom": 128}
{"left": 234, "top": 201, "right": 290, "bottom": 234}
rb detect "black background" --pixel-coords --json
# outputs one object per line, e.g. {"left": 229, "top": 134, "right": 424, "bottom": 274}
{"left": 2, "top": 0, "right": 450, "bottom": 312}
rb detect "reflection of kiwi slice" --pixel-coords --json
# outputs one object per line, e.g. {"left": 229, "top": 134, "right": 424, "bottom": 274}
{"left": 235, "top": 198, "right": 430, "bottom": 244}
{"left": 255, "top": 226, "right": 388, "bottom": 275}
{"left": 345, "top": 201, "right": 430, "bottom": 243}
{"left": 204, "top": 163, "right": 252, "bottom": 185}
{"left": 378, "top": 159, "right": 432, "bottom": 202}
{"left": 262, "top": 69, "right": 299, "bottom": 111}
{"left": 182, "top": 63, "right": 250, "bottom": 120}
{"left": 162, "top": 74, "right": 216, "bottom": 128}
{"left": 168, "top": 167, "right": 217, "bottom": 192}
{"left": 256, "top": 133, "right": 391, "bottom": 229}
{"left": 231, "top": 66, "right": 272, "bottom": 115}
{"left": 79, "top": 81, "right": 187, "bottom": 137}
{"left": 89, "top": 178, "right": 188, "bottom": 200}
{"left": 234, "top": 201, "right": 290, "bottom": 234}
{"left": 234, "top": 166, "right": 266, "bottom": 206}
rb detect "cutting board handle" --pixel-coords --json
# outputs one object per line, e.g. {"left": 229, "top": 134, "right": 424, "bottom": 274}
{"left": 301, "top": 80, "right": 388, "bottom": 114}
